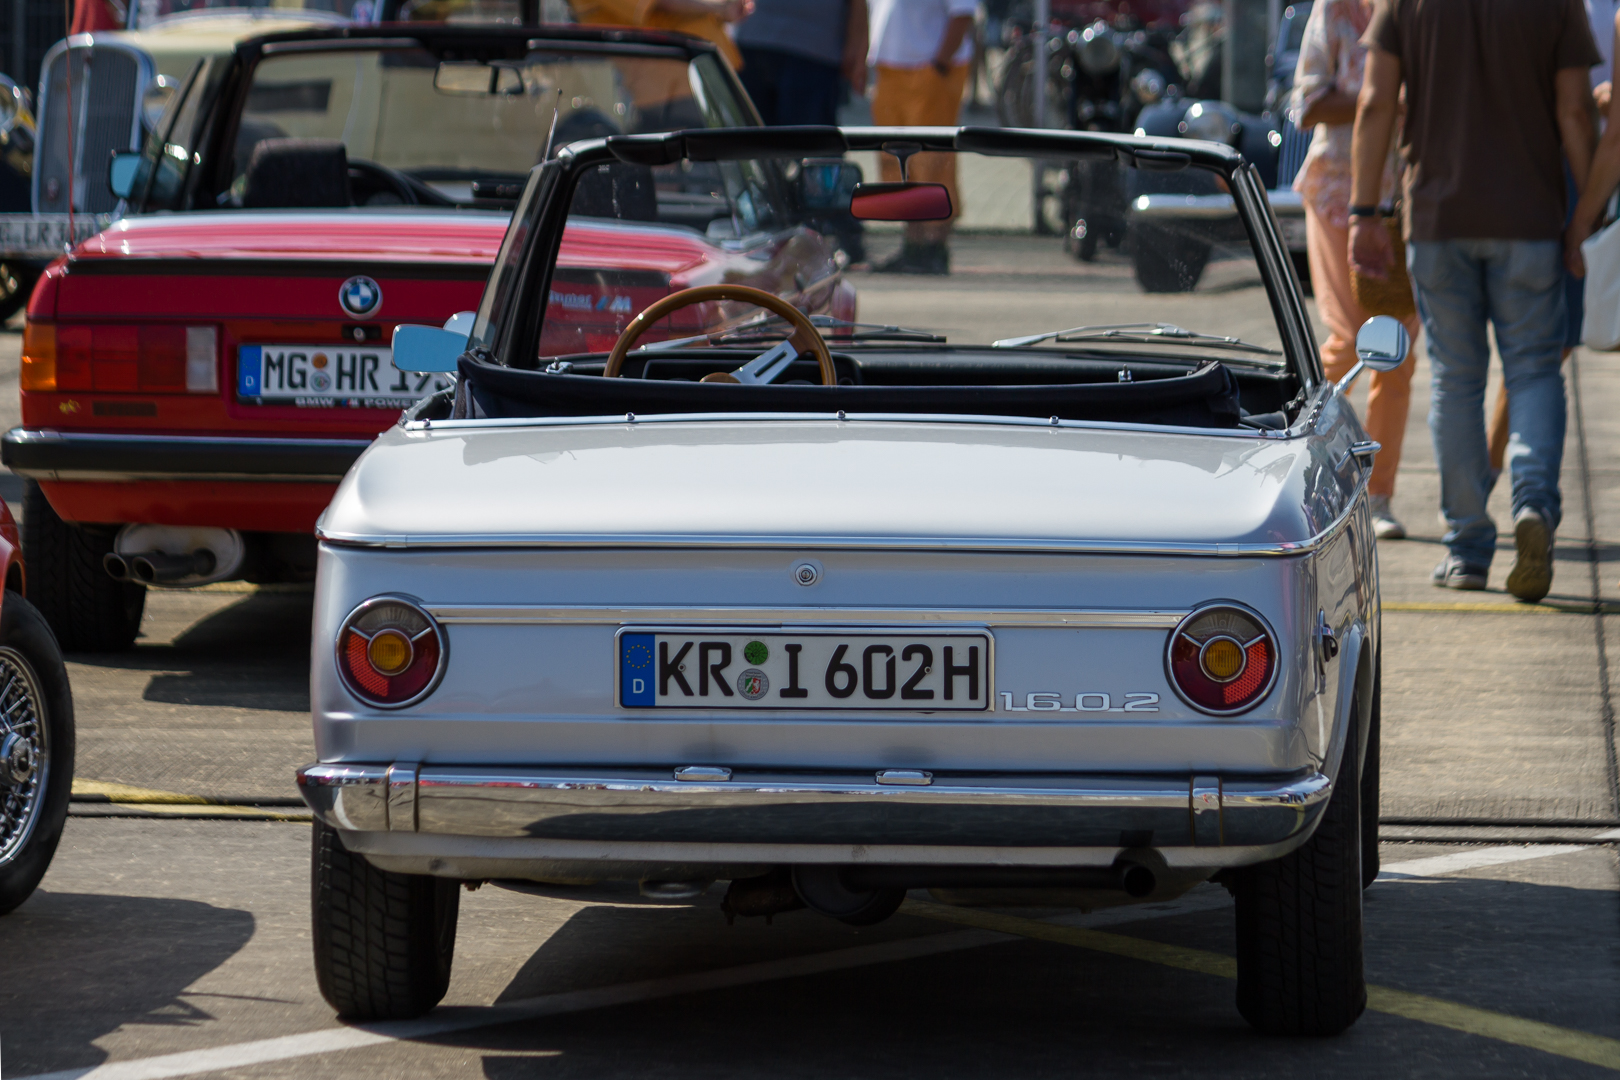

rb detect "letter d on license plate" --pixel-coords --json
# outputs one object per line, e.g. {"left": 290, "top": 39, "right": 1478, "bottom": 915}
{"left": 618, "top": 630, "right": 991, "bottom": 710}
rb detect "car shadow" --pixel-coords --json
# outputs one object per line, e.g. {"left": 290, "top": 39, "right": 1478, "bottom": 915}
{"left": 0, "top": 890, "right": 257, "bottom": 1076}
{"left": 406, "top": 873, "right": 1618, "bottom": 1079}
{"left": 67, "top": 591, "right": 314, "bottom": 712}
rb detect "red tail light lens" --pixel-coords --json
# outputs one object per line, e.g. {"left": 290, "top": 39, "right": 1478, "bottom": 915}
{"left": 1166, "top": 604, "right": 1277, "bottom": 715}
{"left": 336, "top": 596, "right": 447, "bottom": 708}
{"left": 48, "top": 323, "right": 217, "bottom": 393}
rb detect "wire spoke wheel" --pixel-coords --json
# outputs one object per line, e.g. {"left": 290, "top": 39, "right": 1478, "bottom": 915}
{"left": 0, "top": 646, "right": 49, "bottom": 868}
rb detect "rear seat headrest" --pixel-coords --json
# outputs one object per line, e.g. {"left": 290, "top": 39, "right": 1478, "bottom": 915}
{"left": 241, "top": 138, "right": 351, "bottom": 209}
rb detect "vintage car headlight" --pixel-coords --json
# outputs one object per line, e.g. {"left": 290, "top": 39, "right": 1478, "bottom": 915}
{"left": 1178, "top": 101, "right": 1241, "bottom": 146}
{"left": 1166, "top": 603, "right": 1278, "bottom": 715}
{"left": 336, "top": 596, "right": 447, "bottom": 708}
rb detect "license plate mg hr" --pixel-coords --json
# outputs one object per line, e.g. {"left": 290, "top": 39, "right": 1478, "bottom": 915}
{"left": 618, "top": 630, "right": 992, "bottom": 710}
{"left": 237, "top": 344, "right": 451, "bottom": 408}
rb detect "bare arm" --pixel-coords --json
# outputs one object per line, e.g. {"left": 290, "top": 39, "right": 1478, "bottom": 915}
{"left": 1348, "top": 46, "right": 1402, "bottom": 277}
{"left": 843, "top": 0, "right": 869, "bottom": 93}
{"left": 655, "top": 0, "right": 752, "bottom": 21}
{"left": 932, "top": 13, "right": 973, "bottom": 72}
{"left": 1299, "top": 88, "right": 1359, "bottom": 128}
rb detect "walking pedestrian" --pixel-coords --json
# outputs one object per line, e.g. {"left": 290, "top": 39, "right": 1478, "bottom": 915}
{"left": 1291, "top": 0, "right": 1420, "bottom": 539}
{"left": 867, "top": 0, "right": 975, "bottom": 274}
{"left": 736, "top": 0, "right": 869, "bottom": 126}
{"left": 1351, "top": 0, "right": 1599, "bottom": 601}
{"left": 568, "top": 0, "right": 754, "bottom": 69}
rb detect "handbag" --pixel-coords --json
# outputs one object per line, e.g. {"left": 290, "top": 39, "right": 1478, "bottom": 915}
{"left": 1350, "top": 211, "right": 1416, "bottom": 320}
{"left": 1581, "top": 216, "right": 1620, "bottom": 350}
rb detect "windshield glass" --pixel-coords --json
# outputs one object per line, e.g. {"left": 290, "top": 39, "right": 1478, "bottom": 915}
{"left": 222, "top": 46, "right": 736, "bottom": 207}
{"left": 536, "top": 149, "right": 1290, "bottom": 362}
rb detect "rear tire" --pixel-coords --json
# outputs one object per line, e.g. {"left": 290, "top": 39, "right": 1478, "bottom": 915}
{"left": 22, "top": 482, "right": 145, "bottom": 652}
{"left": 1131, "top": 225, "right": 1210, "bottom": 293}
{"left": 0, "top": 593, "right": 75, "bottom": 915}
{"left": 311, "top": 819, "right": 459, "bottom": 1020}
{"left": 1232, "top": 725, "right": 1366, "bottom": 1036}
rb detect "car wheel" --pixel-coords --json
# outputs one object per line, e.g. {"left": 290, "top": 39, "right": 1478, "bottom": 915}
{"left": 0, "top": 593, "right": 75, "bottom": 916}
{"left": 1232, "top": 719, "right": 1366, "bottom": 1036}
{"left": 22, "top": 482, "right": 145, "bottom": 652}
{"left": 1361, "top": 664, "right": 1381, "bottom": 889}
{"left": 0, "top": 263, "right": 38, "bottom": 323}
{"left": 312, "top": 818, "right": 459, "bottom": 1020}
{"left": 1131, "top": 226, "right": 1210, "bottom": 293}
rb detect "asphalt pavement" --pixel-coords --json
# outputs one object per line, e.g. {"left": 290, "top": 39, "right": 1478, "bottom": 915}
{"left": 0, "top": 238, "right": 1616, "bottom": 1079}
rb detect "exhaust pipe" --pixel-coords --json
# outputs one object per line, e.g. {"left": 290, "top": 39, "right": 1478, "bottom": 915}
{"left": 102, "top": 553, "right": 131, "bottom": 581}
{"left": 128, "top": 549, "right": 217, "bottom": 585}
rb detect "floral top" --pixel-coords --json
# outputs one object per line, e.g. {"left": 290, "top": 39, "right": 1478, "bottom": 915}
{"left": 1289, "top": 0, "right": 1400, "bottom": 229}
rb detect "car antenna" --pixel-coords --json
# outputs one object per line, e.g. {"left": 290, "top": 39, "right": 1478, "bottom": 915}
{"left": 541, "top": 87, "right": 564, "bottom": 161}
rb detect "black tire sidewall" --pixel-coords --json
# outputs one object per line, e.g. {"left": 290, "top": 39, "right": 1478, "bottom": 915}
{"left": 0, "top": 593, "right": 75, "bottom": 915}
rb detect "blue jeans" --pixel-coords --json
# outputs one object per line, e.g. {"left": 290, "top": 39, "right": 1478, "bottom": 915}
{"left": 1408, "top": 239, "right": 1567, "bottom": 567}
{"left": 737, "top": 47, "right": 843, "bottom": 126}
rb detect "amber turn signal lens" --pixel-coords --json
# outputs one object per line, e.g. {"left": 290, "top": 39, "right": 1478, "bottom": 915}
{"left": 367, "top": 629, "right": 413, "bottom": 675}
{"left": 20, "top": 322, "right": 56, "bottom": 392}
{"left": 1200, "top": 637, "right": 1245, "bottom": 681}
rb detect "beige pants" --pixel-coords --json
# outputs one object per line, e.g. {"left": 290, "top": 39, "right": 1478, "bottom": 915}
{"left": 1305, "top": 204, "right": 1421, "bottom": 498}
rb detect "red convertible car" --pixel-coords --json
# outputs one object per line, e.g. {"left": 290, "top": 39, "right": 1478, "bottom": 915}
{"left": 4, "top": 24, "right": 855, "bottom": 650}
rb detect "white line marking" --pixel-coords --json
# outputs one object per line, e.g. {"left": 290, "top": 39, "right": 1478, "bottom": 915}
{"left": 1378, "top": 844, "right": 1588, "bottom": 880}
{"left": 16, "top": 842, "right": 1599, "bottom": 1080}
{"left": 1595, "top": 827, "right": 1620, "bottom": 841}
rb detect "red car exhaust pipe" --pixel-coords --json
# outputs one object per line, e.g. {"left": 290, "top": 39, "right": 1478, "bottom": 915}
{"left": 102, "top": 553, "right": 130, "bottom": 581}
{"left": 128, "top": 550, "right": 217, "bottom": 585}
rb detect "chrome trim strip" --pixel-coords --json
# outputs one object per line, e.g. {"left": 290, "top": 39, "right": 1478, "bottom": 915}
{"left": 398, "top": 410, "right": 1288, "bottom": 437}
{"left": 1129, "top": 190, "right": 1304, "bottom": 220}
{"left": 425, "top": 605, "right": 1189, "bottom": 629}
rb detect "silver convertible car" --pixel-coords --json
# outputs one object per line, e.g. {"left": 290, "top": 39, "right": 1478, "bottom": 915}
{"left": 299, "top": 125, "right": 1407, "bottom": 1036}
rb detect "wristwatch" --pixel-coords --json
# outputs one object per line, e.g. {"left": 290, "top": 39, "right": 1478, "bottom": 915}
{"left": 1348, "top": 205, "right": 1380, "bottom": 219}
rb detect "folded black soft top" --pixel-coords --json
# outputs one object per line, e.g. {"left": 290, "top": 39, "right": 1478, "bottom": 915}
{"left": 460, "top": 356, "right": 1243, "bottom": 428}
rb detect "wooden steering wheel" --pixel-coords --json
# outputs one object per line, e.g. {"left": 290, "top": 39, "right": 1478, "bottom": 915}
{"left": 601, "top": 284, "right": 837, "bottom": 386}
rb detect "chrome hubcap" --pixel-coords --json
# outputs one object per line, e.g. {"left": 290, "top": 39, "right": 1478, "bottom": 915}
{"left": 0, "top": 648, "right": 48, "bottom": 866}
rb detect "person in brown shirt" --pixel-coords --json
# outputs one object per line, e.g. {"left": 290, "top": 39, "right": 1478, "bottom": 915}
{"left": 1349, "top": 0, "right": 1598, "bottom": 602}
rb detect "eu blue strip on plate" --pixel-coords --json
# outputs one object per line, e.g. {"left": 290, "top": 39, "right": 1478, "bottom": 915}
{"left": 620, "top": 633, "right": 655, "bottom": 706}
{"left": 238, "top": 345, "right": 263, "bottom": 397}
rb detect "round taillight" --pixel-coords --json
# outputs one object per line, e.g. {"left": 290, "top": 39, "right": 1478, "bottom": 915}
{"left": 1166, "top": 603, "right": 1277, "bottom": 715}
{"left": 336, "top": 596, "right": 446, "bottom": 708}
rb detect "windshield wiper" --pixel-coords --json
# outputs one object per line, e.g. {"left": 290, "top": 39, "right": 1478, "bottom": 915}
{"left": 992, "top": 322, "right": 1281, "bottom": 355}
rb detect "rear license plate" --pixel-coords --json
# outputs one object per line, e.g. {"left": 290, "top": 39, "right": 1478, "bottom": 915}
{"left": 237, "top": 344, "right": 452, "bottom": 408}
{"left": 618, "top": 630, "right": 991, "bottom": 710}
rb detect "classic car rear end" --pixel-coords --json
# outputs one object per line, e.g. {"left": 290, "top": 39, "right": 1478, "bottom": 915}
{"left": 3, "top": 25, "right": 852, "bottom": 650}
{"left": 300, "top": 128, "right": 1393, "bottom": 1037}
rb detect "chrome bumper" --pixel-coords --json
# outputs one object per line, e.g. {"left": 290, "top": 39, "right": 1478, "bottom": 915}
{"left": 298, "top": 763, "right": 1332, "bottom": 868}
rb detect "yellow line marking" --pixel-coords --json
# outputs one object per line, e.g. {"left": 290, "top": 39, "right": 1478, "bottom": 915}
{"left": 72, "top": 779, "right": 311, "bottom": 820}
{"left": 902, "top": 900, "right": 1620, "bottom": 1071}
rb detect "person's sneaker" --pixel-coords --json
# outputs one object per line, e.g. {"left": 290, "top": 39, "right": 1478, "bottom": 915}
{"left": 1431, "top": 555, "right": 1488, "bottom": 591}
{"left": 1368, "top": 495, "right": 1406, "bottom": 540}
{"left": 1505, "top": 507, "right": 1554, "bottom": 602}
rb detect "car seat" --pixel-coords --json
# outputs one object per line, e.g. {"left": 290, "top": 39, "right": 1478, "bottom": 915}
{"left": 241, "top": 138, "right": 352, "bottom": 209}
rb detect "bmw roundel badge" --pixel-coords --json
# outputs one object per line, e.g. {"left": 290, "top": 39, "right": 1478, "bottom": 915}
{"left": 338, "top": 275, "right": 382, "bottom": 317}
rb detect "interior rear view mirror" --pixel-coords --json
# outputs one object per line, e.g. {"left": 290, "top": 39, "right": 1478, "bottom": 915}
{"left": 434, "top": 61, "right": 523, "bottom": 96}
{"left": 392, "top": 324, "right": 466, "bottom": 373}
{"left": 849, "top": 181, "right": 953, "bottom": 222}
{"left": 798, "top": 159, "right": 861, "bottom": 211}
{"left": 108, "top": 150, "right": 141, "bottom": 199}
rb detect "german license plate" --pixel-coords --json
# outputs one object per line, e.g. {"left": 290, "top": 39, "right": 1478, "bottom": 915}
{"left": 237, "top": 344, "right": 452, "bottom": 408}
{"left": 618, "top": 630, "right": 991, "bottom": 710}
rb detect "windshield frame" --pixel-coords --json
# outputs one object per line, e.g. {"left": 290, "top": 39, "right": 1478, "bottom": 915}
{"left": 479, "top": 126, "right": 1323, "bottom": 399}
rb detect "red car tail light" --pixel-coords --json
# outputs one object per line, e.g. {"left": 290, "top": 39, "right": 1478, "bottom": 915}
{"left": 41, "top": 323, "right": 218, "bottom": 393}
{"left": 336, "top": 596, "right": 447, "bottom": 709}
{"left": 1166, "top": 603, "right": 1278, "bottom": 715}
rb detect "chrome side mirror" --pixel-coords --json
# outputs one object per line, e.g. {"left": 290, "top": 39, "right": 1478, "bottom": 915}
{"left": 1337, "top": 315, "right": 1411, "bottom": 392}
{"left": 391, "top": 324, "right": 467, "bottom": 373}
{"left": 108, "top": 150, "right": 141, "bottom": 199}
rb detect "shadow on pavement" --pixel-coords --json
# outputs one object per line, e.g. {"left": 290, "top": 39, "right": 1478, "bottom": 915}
{"left": 417, "top": 874, "right": 1620, "bottom": 1079}
{"left": 0, "top": 891, "right": 256, "bottom": 1076}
